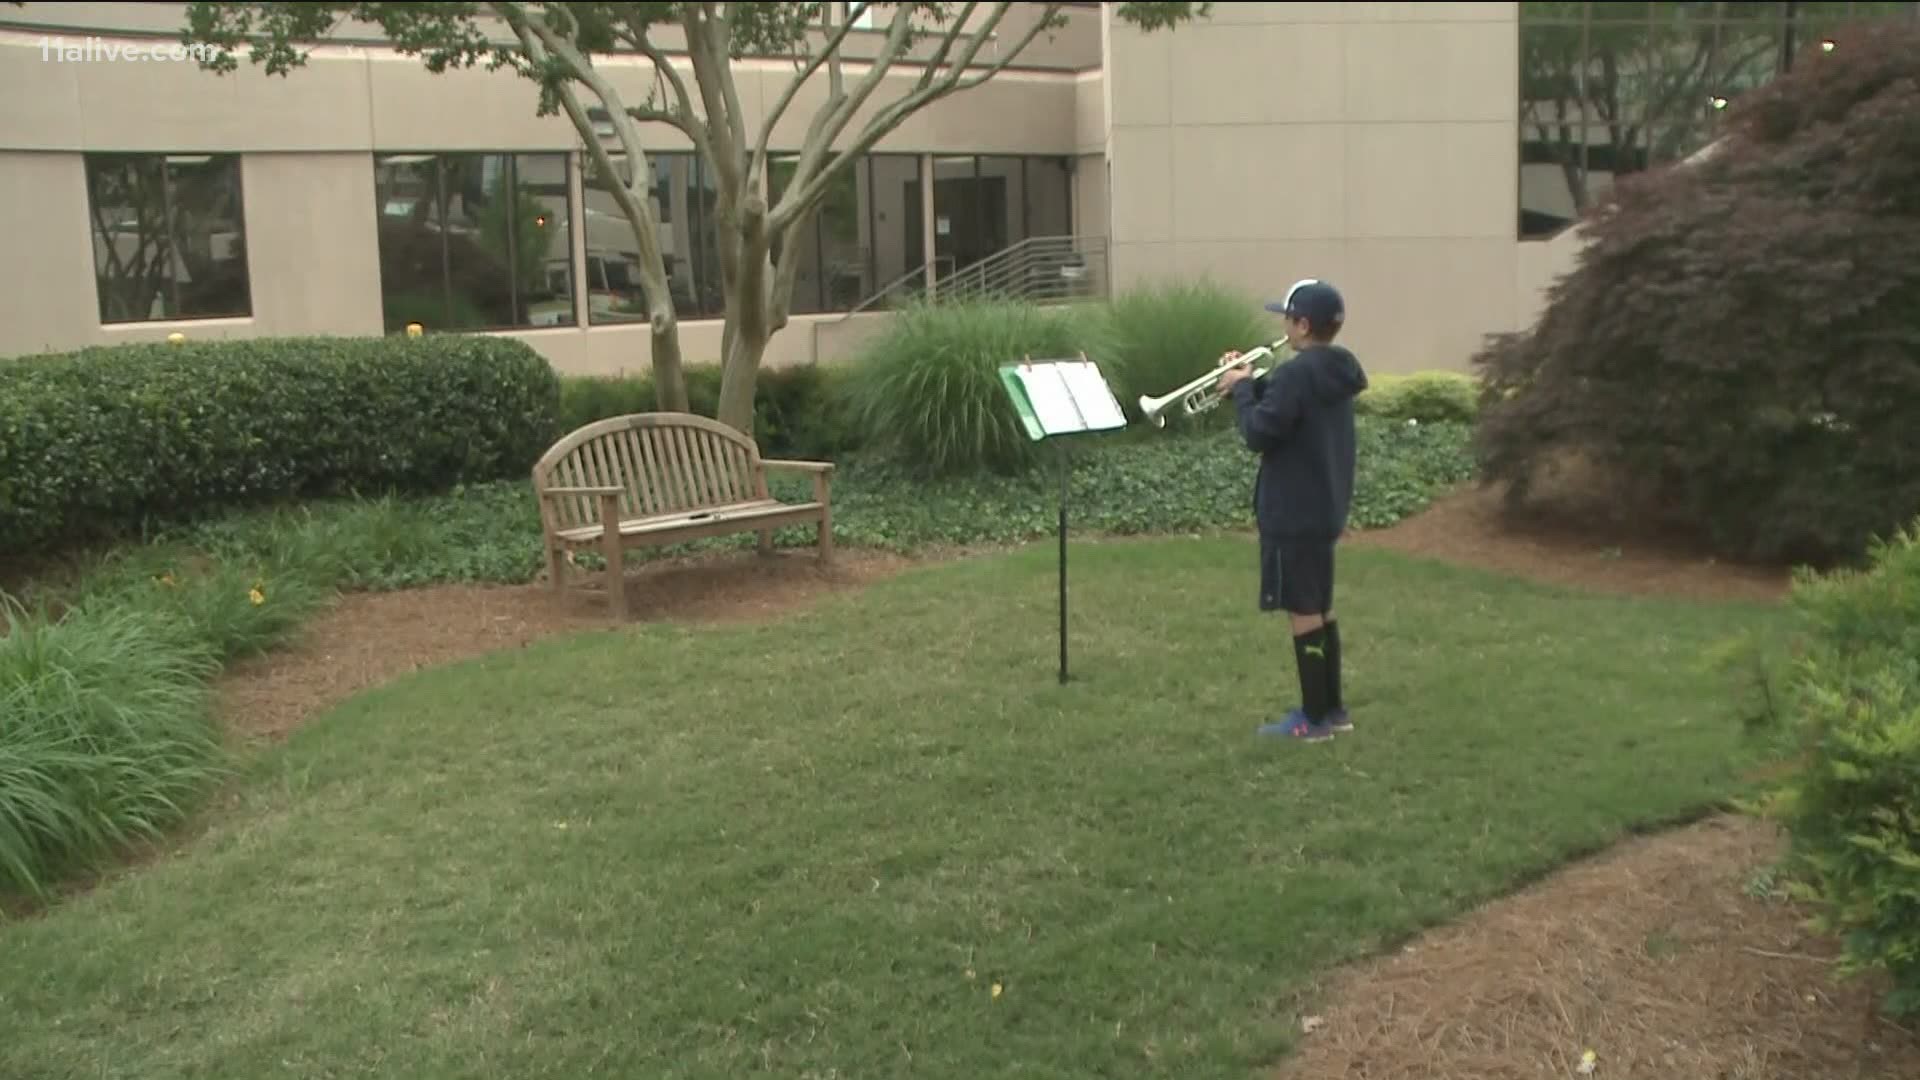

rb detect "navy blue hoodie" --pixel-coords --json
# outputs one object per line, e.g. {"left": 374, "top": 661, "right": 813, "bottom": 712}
{"left": 1227, "top": 343, "right": 1369, "bottom": 542}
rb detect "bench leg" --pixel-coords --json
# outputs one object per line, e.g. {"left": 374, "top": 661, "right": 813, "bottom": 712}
{"left": 814, "top": 474, "right": 833, "bottom": 565}
{"left": 546, "top": 543, "right": 568, "bottom": 590}
{"left": 603, "top": 539, "right": 628, "bottom": 621}
{"left": 757, "top": 528, "right": 774, "bottom": 556}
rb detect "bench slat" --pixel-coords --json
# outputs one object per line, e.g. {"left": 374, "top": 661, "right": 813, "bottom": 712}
{"left": 686, "top": 426, "right": 716, "bottom": 506}
{"left": 553, "top": 499, "right": 818, "bottom": 544}
{"left": 708, "top": 431, "right": 740, "bottom": 505}
{"left": 558, "top": 452, "right": 590, "bottom": 528}
{"left": 649, "top": 425, "right": 679, "bottom": 514}
{"left": 696, "top": 429, "right": 727, "bottom": 505}
{"left": 625, "top": 424, "right": 664, "bottom": 518}
{"left": 681, "top": 426, "right": 713, "bottom": 507}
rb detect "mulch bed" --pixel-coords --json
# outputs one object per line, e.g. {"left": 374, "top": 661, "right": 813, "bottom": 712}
{"left": 1273, "top": 813, "right": 1920, "bottom": 1079}
{"left": 213, "top": 547, "right": 919, "bottom": 744}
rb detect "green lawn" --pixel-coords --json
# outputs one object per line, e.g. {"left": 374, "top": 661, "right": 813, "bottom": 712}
{"left": 0, "top": 537, "right": 1785, "bottom": 1079}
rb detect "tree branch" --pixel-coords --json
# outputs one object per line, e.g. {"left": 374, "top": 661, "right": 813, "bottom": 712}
{"left": 495, "top": 3, "right": 676, "bottom": 330}
{"left": 608, "top": 8, "right": 706, "bottom": 142}
{"left": 951, "top": 6, "right": 1052, "bottom": 91}
{"left": 681, "top": 4, "right": 745, "bottom": 191}
{"left": 812, "top": 2, "right": 940, "bottom": 161}
{"left": 772, "top": 2, "right": 1057, "bottom": 233}
{"left": 752, "top": 1, "right": 873, "bottom": 192}
{"left": 708, "top": 3, "right": 749, "bottom": 162}
{"left": 765, "top": 2, "right": 922, "bottom": 232}
{"left": 913, "top": 1, "right": 981, "bottom": 92}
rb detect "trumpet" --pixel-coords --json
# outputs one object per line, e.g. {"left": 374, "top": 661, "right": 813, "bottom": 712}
{"left": 1136, "top": 340, "right": 1291, "bottom": 428}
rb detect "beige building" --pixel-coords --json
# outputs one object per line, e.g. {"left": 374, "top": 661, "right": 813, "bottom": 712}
{"left": 2, "top": 1, "right": 1906, "bottom": 376}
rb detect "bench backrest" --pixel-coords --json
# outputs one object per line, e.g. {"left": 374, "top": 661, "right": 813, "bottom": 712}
{"left": 532, "top": 412, "right": 769, "bottom": 530}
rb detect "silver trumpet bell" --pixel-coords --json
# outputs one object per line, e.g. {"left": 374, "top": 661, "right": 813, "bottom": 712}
{"left": 1136, "top": 342, "right": 1285, "bottom": 428}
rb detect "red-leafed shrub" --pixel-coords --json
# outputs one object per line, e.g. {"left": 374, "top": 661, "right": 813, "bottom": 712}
{"left": 1471, "top": 21, "right": 1920, "bottom": 568}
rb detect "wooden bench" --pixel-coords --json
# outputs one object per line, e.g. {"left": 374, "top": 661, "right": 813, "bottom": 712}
{"left": 531, "top": 412, "right": 834, "bottom": 620}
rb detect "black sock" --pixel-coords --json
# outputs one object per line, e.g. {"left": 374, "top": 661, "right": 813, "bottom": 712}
{"left": 1325, "top": 620, "right": 1343, "bottom": 713}
{"left": 1294, "top": 626, "right": 1331, "bottom": 722}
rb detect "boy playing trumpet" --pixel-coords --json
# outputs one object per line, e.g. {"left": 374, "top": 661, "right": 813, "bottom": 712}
{"left": 1216, "top": 279, "right": 1368, "bottom": 741}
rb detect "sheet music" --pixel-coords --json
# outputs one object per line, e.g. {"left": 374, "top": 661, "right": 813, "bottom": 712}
{"left": 1019, "top": 363, "right": 1085, "bottom": 435}
{"left": 1059, "top": 361, "right": 1126, "bottom": 431}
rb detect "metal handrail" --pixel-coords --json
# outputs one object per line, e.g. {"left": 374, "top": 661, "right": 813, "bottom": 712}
{"left": 937, "top": 235, "right": 1108, "bottom": 306}
{"left": 832, "top": 255, "right": 957, "bottom": 322}
{"left": 834, "top": 234, "right": 1110, "bottom": 319}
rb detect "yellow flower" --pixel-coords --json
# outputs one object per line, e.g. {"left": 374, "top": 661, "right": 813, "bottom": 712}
{"left": 249, "top": 586, "right": 265, "bottom": 606}
{"left": 990, "top": 982, "right": 1003, "bottom": 1000}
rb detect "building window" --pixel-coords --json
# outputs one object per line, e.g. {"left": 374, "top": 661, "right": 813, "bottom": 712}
{"left": 769, "top": 153, "right": 925, "bottom": 315}
{"left": 372, "top": 152, "right": 574, "bottom": 333}
{"left": 1516, "top": 1, "right": 1918, "bottom": 240}
{"left": 84, "top": 152, "right": 251, "bottom": 324}
{"left": 905, "top": 154, "right": 1075, "bottom": 274}
{"left": 583, "top": 151, "right": 728, "bottom": 325}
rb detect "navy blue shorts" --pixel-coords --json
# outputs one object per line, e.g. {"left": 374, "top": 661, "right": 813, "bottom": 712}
{"left": 1259, "top": 534, "right": 1336, "bottom": 615}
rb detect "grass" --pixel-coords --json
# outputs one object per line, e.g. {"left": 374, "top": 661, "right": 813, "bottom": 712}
{"left": 0, "top": 537, "right": 1788, "bottom": 1079}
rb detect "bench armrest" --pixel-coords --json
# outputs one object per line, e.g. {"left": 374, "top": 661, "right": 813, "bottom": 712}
{"left": 761, "top": 459, "right": 835, "bottom": 474}
{"left": 541, "top": 485, "right": 624, "bottom": 497}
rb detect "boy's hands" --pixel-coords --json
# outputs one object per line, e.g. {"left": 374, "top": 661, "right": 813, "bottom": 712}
{"left": 1216, "top": 352, "right": 1252, "bottom": 393}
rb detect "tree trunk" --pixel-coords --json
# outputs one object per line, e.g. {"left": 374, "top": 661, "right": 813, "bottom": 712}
{"left": 717, "top": 326, "right": 768, "bottom": 437}
{"left": 716, "top": 185, "right": 774, "bottom": 436}
{"left": 651, "top": 318, "right": 689, "bottom": 414}
{"left": 614, "top": 178, "right": 688, "bottom": 413}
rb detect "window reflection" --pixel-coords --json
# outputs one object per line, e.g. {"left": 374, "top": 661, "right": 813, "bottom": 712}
{"left": 85, "top": 152, "right": 251, "bottom": 323}
{"left": 372, "top": 152, "right": 572, "bottom": 332}
{"left": 1517, "top": 1, "right": 1918, "bottom": 239}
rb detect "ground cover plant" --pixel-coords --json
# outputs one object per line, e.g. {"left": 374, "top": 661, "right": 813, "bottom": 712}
{"left": 0, "top": 536, "right": 1789, "bottom": 1078}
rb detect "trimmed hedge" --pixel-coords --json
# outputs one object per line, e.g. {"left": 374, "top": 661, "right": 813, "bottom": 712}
{"left": 1356, "top": 371, "right": 1479, "bottom": 424}
{"left": 0, "top": 335, "right": 560, "bottom": 557}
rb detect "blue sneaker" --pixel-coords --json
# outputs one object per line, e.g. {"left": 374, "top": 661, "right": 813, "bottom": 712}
{"left": 1258, "top": 709, "right": 1335, "bottom": 741}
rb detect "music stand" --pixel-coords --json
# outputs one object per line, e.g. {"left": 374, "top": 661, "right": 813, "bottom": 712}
{"left": 997, "top": 353, "right": 1128, "bottom": 684}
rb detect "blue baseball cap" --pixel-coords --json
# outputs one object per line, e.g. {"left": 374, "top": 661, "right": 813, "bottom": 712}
{"left": 1266, "top": 278, "right": 1345, "bottom": 333}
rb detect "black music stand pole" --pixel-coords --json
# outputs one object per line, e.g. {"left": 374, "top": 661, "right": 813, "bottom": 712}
{"left": 995, "top": 354, "right": 1126, "bottom": 688}
{"left": 1057, "top": 437, "right": 1069, "bottom": 684}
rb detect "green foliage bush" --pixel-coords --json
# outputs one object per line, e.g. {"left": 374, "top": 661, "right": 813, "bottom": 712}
{"left": 1746, "top": 521, "right": 1920, "bottom": 1017}
{"left": 555, "top": 363, "right": 861, "bottom": 460}
{"left": 0, "top": 593, "right": 226, "bottom": 900}
{"left": 837, "top": 298, "right": 1090, "bottom": 476}
{"left": 1468, "top": 22, "right": 1920, "bottom": 567}
{"left": 0, "top": 335, "right": 561, "bottom": 558}
{"left": 1092, "top": 277, "right": 1274, "bottom": 431}
{"left": 1357, "top": 371, "right": 1480, "bottom": 424}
